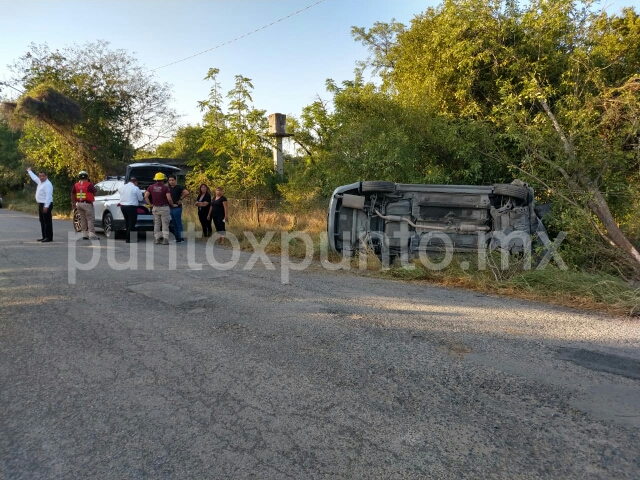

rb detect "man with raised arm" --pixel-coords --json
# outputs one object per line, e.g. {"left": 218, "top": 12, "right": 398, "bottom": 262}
{"left": 27, "top": 167, "right": 54, "bottom": 243}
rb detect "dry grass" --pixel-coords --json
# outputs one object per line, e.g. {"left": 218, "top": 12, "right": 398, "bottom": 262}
{"left": 182, "top": 204, "right": 334, "bottom": 259}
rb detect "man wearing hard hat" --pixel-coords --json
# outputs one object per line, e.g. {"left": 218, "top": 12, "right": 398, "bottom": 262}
{"left": 144, "top": 172, "right": 177, "bottom": 245}
{"left": 71, "top": 170, "right": 98, "bottom": 240}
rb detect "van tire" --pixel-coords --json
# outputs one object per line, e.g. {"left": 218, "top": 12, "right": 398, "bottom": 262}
{"left": 493, "top": 184, "right": 530, "bottom": 201}
{"left": 361, "top": 181, "right": 395, "bottom": 193}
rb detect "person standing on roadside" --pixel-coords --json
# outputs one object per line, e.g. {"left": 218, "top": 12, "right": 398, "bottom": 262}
{"left": 167, "top": 175, "right": 189, "bottom": 243}
{"left": 144, "top": 172, "right": 177, "bottom": 245}
{"left": 195, "top": 184, "right": 212, "bottom": 238}
{"left": 208, "top": 187, "right": 229, "bottom": 245}
{"left": 71, "top": 170, "right": 98, "bottom": 241}
{"left": 27, "top": 167, "right": 54, "bottom": 243}
{"left": 118, "top": 176, "right": 144, "bottom": 243}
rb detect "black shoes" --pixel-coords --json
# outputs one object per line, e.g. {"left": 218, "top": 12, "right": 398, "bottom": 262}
{"left": 41, "top": 239, "right": 52, "bottom": 243}
{"left": 37, "top": 238, "right": 44, "bottom": 242}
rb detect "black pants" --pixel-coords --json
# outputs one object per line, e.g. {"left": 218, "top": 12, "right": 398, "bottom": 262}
{"left": 120, "top": 205, "right": 138, "bottom": 242}
{"left": 212, "top": 215, "right": 225, "bottom": 234}
{"left": 38, "top": 203, "right": 53, "bottom": 241}
{"left": 198, "top": 209, "right": 212, "bottom": 237}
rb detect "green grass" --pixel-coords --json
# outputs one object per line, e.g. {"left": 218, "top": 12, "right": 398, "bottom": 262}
{"left": 5, "top": 190, "right": 73, "bottom": 219}
{"left": 382, "top": 255, "right": 640, "bottom": 316}
{"left": 4, "top": 190, "right": 40, "bottom": 216}
{"left": 508, "top": 269, "right": 640, "bottom": 316}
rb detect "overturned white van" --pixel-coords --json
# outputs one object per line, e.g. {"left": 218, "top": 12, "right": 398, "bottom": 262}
{"left": 327, "top": 180, "right": 548, "bottom": 259}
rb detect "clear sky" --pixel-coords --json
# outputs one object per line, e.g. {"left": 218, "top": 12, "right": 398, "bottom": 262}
{"left": 1, "top": 0, "right": 637, "bottom": 130}
{"left": 0, "top": 0, "right": 436, "bottom": 127}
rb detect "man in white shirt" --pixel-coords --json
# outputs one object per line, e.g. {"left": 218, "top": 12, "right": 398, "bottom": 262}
{"left": 118, "top": 177, "right": 144, "bottom": 243}
{"left": 27, "top": 167, "right": 54, "bottom": 243}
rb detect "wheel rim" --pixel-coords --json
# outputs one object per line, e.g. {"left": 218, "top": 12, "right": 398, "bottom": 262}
{"left": 104, "top": 214, "right": 112, "bottom": 238}
{"left": 73, "top": 212, "right": 82, "bottom": 232}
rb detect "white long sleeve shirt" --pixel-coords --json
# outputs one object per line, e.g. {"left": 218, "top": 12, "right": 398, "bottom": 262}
{"left": 28, "top": 170, "right": 53, "bottom": 207}
{"left": 118, "top": 182, "right": 144, "bottom": 206}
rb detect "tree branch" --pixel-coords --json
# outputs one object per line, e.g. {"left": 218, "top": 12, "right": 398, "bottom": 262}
{"left": 537, "top": 96, "right": 575, "bottom": 159}
{"left": 509, "top": 164, "right": 613, "bottom": 245}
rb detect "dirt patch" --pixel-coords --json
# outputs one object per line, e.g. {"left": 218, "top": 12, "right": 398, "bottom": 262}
{"left": 438, "top": 341, "right": 472, "bottom": 359}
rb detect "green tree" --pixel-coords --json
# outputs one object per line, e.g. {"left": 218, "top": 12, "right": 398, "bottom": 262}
{"left": 0, "top": 117, "right": 23, "bottom": 194}
{"left": 365, "top": 0, "right": 640, "bottom": 268}
{"left": 4, "top": 41, "right": 178, "bottom": 177}
{"left": 181, "top": 68, "right": 228, "bottom": 188}
{"left": 351, "top": 20, "right": 406, "bottom": 83}
{"left": 284, "top": 90, "right": 338, "bottom": 197}
{"left": 287, "top": 76, "right": 509, "bottom": 197}
{"left": 195, "top": 70, "right": 273, "bottom": 197}
{"left": 154, "top": 125, "right": 222, "bottom": 192}
{"left": 223, "top": 74, "right": 272, "bottom": 196}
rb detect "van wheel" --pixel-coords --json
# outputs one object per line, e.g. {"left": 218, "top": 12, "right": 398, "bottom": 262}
{"left": 493, "top": 184, "right": 530, "bottom": 201}
{"left": 361, "top": 181, "right": 395, "bottom": 193}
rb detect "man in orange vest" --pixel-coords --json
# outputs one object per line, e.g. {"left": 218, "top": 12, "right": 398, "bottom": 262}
{"left": 71, "top": 170, "right": 99, "bottom": 240}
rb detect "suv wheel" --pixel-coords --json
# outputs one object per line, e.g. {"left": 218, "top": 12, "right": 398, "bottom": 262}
{"left": 73, "top": 209, "right": 82, "bottom": 232}
{"left": 103, "top": 212, "right": 115, "bottom": 239}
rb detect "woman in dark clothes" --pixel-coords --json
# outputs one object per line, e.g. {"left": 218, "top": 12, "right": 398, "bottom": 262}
{"left": 208, "top": 186, "right": 228, "bottom": 244}
{"left": 195, "top": 184, "right": 212, "bottom": 237}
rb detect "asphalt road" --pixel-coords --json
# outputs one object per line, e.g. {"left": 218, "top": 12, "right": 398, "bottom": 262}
{"left": 1, "top": 208, "right": 639, "bottom": 479}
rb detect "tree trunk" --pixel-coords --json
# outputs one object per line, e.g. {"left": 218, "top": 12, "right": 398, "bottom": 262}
{"left": 538, "top": 96, "right": 640, "bottom": 267}
{"left": 584, "top": 182, "right": 640, "bottom": 263}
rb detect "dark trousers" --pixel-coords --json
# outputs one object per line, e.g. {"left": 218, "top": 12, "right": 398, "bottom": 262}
{"left": 212, "top": 215, "right": 226, "bottom": 234}
{"left": 120, "top": 205, "right": 138, "bottom": 242}
{"left": 198, "top": 209, "right": 212, "bottom": 237}
{"left": 38, "top": 203, "right": 53, "bottom": 240}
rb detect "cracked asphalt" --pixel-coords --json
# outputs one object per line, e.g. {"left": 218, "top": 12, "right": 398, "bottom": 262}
{"left": 1, "top": 208, "right": 639, "bottom": 479}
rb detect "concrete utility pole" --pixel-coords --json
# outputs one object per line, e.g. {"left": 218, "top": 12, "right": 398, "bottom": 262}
{"left": 268, "top": 113, "right": 291, "bottom": 176}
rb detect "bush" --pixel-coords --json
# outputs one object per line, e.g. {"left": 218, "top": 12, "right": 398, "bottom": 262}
{"left": 51, "top": 174, "right": 73, "bottom": 213}
{"left": 543, "top": 201, "right": 640, "bottom": 280}
{"left": 277, "top": 182, "right": 324, "bottom": 213}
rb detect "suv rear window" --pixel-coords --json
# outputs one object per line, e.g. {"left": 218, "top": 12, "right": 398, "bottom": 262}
{"left": 95, "top": 182, "right": 114, "bottom": 196}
